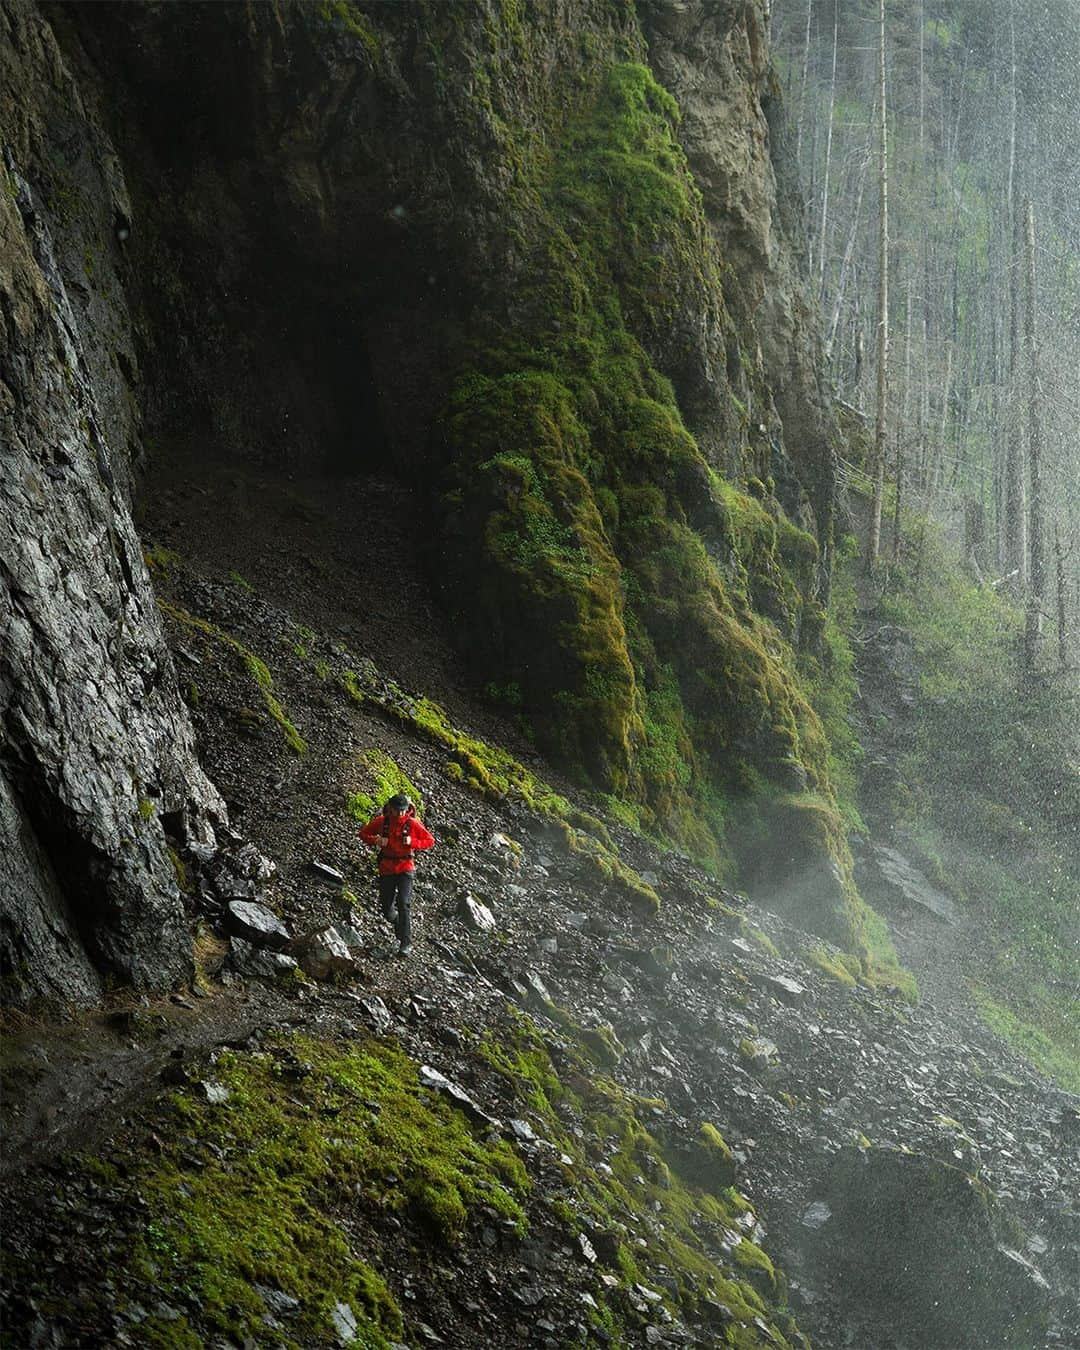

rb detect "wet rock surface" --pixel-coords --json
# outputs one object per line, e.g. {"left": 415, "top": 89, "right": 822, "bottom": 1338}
{"left": 2, "top": 518, "right": 1077, "bottom": 1347}
{"left": 0, "top": 0, "right": 223, "bottom": 1003}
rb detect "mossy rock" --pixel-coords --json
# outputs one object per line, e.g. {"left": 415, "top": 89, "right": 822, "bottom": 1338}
{"left": 431, "top": 52, "right": 839, "bottom": 896}
{"left": 87, "top": 1032, "right": 532, "bottom": 1347}
{"left": 667, "top": 1122, "right": 737, "bottom": 1193}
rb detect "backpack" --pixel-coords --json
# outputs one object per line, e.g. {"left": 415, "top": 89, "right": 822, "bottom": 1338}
{"left": 380, "top": 802, "right": 416, "bottom": 859}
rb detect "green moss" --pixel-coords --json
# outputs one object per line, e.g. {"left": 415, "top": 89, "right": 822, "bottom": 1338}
{"left": 138, "top": 797, "right": 155, "bottom": 822}
{"left": 166, "top": 846, "right": 188, "bottom": 893}
{"left": 143, "top": 544, "right": 182, "bottom": 576}
{"left": 970, "top": 987, "right": 1080, "bottom": 1094}
{"left": 734, "top": 1236, "right": 777, "bottom": 1293}
{"left": 667, "top": 1122, "right": 737, "bottom": 1193}
{"left": 315, "top": 0, "right": 382, "bottom": 55}
{"left": 549, "top": 1005, "right": 624, "bottom": 1067}
{"left": 345, "top": 749, "right": 423, "bottom": 822}
{"left": 158, "top": 602, "right": 307, "bottom": 755}
{"left": 740, "top": 921, "right": 780, "bottom": 958}
{"left": 341, "top": 669, "right": 366, "bottom": 704}
{"left": 478, "top": 1012, "right": 803, "bottom": 1346}
{"left": 123, "top": 1034, "right": 527, "bottom": 1345}
{"left": 808, "top": 945, "right": 859, "bottom": 988}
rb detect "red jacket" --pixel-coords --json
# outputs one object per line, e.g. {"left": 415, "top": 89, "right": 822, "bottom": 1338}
{"left": 360, "top": 810, "right": 435, "bottom": 875}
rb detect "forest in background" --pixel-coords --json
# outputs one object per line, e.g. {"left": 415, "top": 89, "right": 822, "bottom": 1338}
{"left": 773, "top": 0, "right": 1079, "bottom": 1085}
{"left": 774, "top": 0, "right": 1078, "bottom": 590}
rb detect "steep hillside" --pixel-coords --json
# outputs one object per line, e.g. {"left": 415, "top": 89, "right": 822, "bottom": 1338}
{"left": 843, "top": 514, "right": 1080, "bottom": 1091}
{"left": 2, "top": 460, "right": 1077, "bottom": 1348}
{"left": 2, "top": 0, "right": 894, "bottom": 1012}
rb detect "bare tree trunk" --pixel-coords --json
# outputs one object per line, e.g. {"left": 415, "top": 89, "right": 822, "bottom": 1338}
{"left": 1007, "top": 0, "right": 1018, "bottom": 225}
{"left": 1023, "top": 197, "right": 1045, "bottom": 674}
{"left": 867, "top": 0, "right": 889, "bottom": 568}
{"left": 918, "top": 0, "right": 925, "bottom": 158}
{"left": 824, "top": 137, "right": 872, "bottom": 364}
{"left": 816, "top": 0, "right": 839, "bottom": 298}
{"left": 1055, "top": 524, "right": 1068, "bottom": 671}
{"left": 932, "top": 342, "right": 953, "bottom": 499}
{"left": 1004, "top": 204, "right": 1026, "bottom": 588}
{"left": 995, "top": 0, "right": 1020, "bottom": 574}
{"left": 919, "top": 309, "right": 930, "bottom": 491}
{"left": 893, "top": 284, "right": 913, "bottom": 563}
{"left": 796, "top": 0, "right": 813, "bottom": 166}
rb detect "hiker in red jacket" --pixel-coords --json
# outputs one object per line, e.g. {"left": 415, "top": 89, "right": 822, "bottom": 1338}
{"left": 359, "top": 793, "right": 434, "bottom": 956}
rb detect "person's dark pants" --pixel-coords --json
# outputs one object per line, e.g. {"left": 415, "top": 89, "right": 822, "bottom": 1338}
{"left": 378, "top": 872, "right": 413, "bottom": 947}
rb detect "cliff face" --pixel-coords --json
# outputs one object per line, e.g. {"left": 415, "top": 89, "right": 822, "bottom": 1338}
{"left": 1, "top": 0, "right": 854, "bottom": 1003}
{"left": 639, "top": 0, "right": 836, "bottom": 541}
{"left": 1, "top": 0, "right": 223, "bottom": 1005}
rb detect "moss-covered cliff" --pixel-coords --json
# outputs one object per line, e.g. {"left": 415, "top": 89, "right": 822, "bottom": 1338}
{"left": 3, "top": 0, "right": 882, "bottom": 1003}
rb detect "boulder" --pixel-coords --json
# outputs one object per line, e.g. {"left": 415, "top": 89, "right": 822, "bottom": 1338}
{"left": 224, "top": 900, "right": 291, "bottom": 950}
{"left": 459, "top": 893, "right": 496, "bottom": 932}
{"left": 293, "top": 926, "right": 356, "bottom": 981}
{"left": 228, "top": 937, "right": 298, "bottom": 979}
{"left": 855, "top": 841, "right": 960, "bottom": 924}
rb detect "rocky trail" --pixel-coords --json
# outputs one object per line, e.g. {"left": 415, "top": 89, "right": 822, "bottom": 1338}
{"left": 3, "top": 463, "right": 1078, "bottom": 1350}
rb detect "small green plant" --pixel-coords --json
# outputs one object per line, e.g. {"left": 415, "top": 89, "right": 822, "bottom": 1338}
{"left": 143, "top": 544, "right": 182, "bottom": 576}
{"left": 315, "top": 0, "right": 383, "bottom": 54}
{"left": 483, "top": 680, "right": 523, "bottom": 708}
{"left": 227, "top": 570, "right": 255, "bottom": 593}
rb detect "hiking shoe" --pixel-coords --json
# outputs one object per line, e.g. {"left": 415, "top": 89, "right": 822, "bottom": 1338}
{"left": 396, "top": 943, "right": 412, "bottom": 957}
